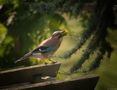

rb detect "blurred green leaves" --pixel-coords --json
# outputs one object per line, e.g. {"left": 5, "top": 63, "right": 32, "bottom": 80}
{"left": 0, "top": 0, "right": 19, "bottom": 7}
{"left": 0, "top": 24, "right": 7, "bottom": 44}
{"left": 0, "top": 35, "right": 14, "bottom": 57}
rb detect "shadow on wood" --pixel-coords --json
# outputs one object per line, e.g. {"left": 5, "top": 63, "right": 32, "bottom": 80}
{"left": 3, "top": 75, "right": 99, "bottom": 90}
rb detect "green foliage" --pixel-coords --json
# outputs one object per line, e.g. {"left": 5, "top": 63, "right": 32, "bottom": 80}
{"left": 61, "top": 0, "right": 114, "bottom": 73}
{"left": 0, "top": 35, "right": 15, "bottom": 68}
{"left": 0, "top": 24, "right": 7, "bottom": 44}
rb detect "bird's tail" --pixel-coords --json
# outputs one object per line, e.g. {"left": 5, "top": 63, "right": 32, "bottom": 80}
{"left": 15, "top": 52, "right": 32, "bottom": 63}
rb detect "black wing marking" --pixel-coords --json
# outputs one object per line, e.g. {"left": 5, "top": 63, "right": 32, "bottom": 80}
{"left": 32, "top": 46, "right": 49, "bottom": 53}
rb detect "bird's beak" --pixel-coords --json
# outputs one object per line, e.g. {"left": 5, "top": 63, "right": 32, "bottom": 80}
{"left": 61, "top": 31, "right": 67, "bottom": 36}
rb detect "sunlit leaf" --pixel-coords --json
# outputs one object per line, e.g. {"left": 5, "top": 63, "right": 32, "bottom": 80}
{"left": 0, "top": 24, "right": 7, "bottom": 44}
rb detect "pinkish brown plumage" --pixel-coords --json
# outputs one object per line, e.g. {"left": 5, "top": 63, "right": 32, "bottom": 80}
{"left": 15, "top": 30, "right": 66, "bottom": 63}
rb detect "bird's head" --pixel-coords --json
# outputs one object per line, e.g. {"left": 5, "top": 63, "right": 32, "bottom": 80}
{"left": 52, "top": 30, "right": 67, "bottom": 39}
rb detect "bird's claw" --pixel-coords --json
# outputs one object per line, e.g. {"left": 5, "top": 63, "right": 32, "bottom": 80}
{"left": 44, "top": 59, "right": 57, "bottom": 64}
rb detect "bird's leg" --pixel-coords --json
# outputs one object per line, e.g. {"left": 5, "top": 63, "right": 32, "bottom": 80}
{"left": 44, "top": 58, "right": 57, "bottom": 64}
{"left": 44, "top": 59, "right": 52, "bottom": 64}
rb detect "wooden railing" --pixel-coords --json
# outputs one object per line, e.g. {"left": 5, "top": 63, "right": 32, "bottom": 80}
{"left": 0, "top": 63, "right": 99, "bottom": 90}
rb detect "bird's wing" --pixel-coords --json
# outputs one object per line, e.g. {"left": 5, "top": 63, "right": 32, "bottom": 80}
{"left": 15, "top": 46, "right": 47, "bottom": 63}
{"left": 32, "top": 46, "right": 54, "bottom": 53}
{"left": 15, "top": 52, "right": 32, "bottom": 63}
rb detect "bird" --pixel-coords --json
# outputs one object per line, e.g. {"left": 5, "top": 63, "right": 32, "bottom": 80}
{"left": 15, "top": 30, "right": 67, "bottom": 63}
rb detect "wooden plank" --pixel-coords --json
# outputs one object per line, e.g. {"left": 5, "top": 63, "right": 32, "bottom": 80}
{"left": 0, "top": 63, "right": 61, "bottom": 87}
{"left": 3, "top": 74, "right": 99, "bottom": 90}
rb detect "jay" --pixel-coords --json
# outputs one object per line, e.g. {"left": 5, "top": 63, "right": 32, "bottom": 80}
{"left": 15, "top": 30, "right": 67, "bottom": 63}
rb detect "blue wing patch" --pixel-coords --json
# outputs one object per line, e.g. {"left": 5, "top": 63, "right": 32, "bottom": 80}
{"left": 32, "top": 46, "right": 54, "bottom": 53}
